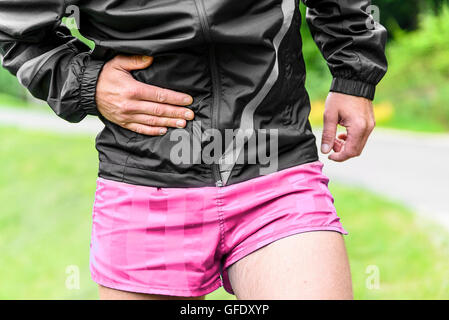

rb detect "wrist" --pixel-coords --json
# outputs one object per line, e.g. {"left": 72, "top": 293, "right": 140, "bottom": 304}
{"left": 330, "top": 78, "right": 376, "bottom": 101}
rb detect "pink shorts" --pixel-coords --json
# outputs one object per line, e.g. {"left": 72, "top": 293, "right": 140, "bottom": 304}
{"left": 89, "top": 161, "right": 347, "bottom": 296}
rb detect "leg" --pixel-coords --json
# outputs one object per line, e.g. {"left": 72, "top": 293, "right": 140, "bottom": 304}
{"left": 227, "top": 231, "right": 352, "bottom": 300}
{"left": 98, "top": 285, "right": 206, "bottom": 300}
{"left": 91, "top": 178, "right": 220, "bottom": 302}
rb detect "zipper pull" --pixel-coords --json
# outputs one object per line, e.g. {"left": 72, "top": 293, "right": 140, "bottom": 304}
{"left": 215, "top": 180, "right": 223, "bottom": 187}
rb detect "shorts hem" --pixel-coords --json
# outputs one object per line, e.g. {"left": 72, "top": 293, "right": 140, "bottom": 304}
{"left": 221, "top": 225, "right": 348, "bottom": 295}
{"left": 91, "top": 274, "right": 223, "bottom": 298}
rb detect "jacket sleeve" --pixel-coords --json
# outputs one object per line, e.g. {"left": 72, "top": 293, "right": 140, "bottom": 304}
{"left": 302, "top": 0, "right": 388, "bottom": 100}
{"left": 0, "top": 0, "right": 105, "bottom": 122}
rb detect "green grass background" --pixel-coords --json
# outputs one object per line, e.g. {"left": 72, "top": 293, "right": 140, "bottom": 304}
{"left": 1, "top": 126, "right": 448, "bottom": 300}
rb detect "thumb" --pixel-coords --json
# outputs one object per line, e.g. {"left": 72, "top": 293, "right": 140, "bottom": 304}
{"left": 114, "top": 55, "right": 153, "bottom": 72}
{"left": 321, "top": 108, "right": 338, "bottom": 154}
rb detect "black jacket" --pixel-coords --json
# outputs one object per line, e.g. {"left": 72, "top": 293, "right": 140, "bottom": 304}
{"left": 0, "top": 0, "right": 387, "bottom": 187}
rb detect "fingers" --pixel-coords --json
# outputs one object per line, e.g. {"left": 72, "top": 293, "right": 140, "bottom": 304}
{"left": 127, "top": 114, "right": 188, "bottom": 129}
{"left": 99, "top": 54, "right": 196, "bottom": 136}
{"left": 122, "top": 111, "right": 190, "bottom": 136}
{"left": 128, "top": 81, "right": 193, "bottom": 106}
{"left": 111, "top": 55, "right": 194, "bottom": 106}
{"left": 113, "top": 55, "right": 154, "bottom": 71}
{"left": 328, "top": 120, "right": 373, "bottom": 162}
{"left": 116, "top": 100, "right": 194, "bottom": 136}
{"left": 124, "top": 123, "right": 168, "bottom": 136}
{"left": 112, "top": 54, "right": 194, "bottom": 109}
{"left": 332, "top": 136, "right": 345, "bottom": 153}
{"left": 321, "top": 107, "right": 339, "bottom": 154}
{"left": 120, "top": 113, "right": 188, "bottom": 137}
{"left": 119, "top": 100, "right": 194, "bottom": 120}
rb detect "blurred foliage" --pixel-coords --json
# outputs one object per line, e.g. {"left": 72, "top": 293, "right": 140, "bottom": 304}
{"left": 373, "top": 0, "right": 447, "bottom": 32}
{"left": 376, "top": 5, "right": 449, "bottom": 131}
{"left": 374, "top": 0, "right": 420, "bottom": 31}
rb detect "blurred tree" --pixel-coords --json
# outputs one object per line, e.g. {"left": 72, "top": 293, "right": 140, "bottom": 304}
{"left": 374, "top": 0, "right": 447, "bottom": 32}
{"left": 427, "top": 0, "right": 447, "bottom": 12}
{"left": 373, "top": 0, "right": 420, "bottom": 31}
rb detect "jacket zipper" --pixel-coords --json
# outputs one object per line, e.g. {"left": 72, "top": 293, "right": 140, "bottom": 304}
{"left": 193, "top": 0, "right": 223, "bottom": 187}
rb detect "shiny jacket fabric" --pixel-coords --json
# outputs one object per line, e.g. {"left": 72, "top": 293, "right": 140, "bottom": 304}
{"left": 0, "top": 0, "right": 387, "bottom": 187}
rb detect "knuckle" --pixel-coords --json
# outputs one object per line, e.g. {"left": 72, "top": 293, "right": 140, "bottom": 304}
{"left": 152, "top": 104, "right": 165, "bottom": 116}
{"left": 167, "top": 118, "right": 175, "bottom": 127}
{"left": 156, "top": 90, "right": 167, "bottom": 103}
{"left": 321, "top": 132, "right": 335, "bottom": 142}
{"left": 167, "top": 107, "right": 178, "bottom": 118}
{"left": 147, "top": 128, "right": 156, "bottom": 135}
{"left": 159, "top": 117, "right": 168, "bottom": 127}
{"left": 134, "top": 126, "right": 142, "bottom": 134}
{"left": 178, "top": 109, "right": 187, "bottom": 118}
{"left": 147, "top": 116, "right": 158, "bottom": 126}
{"left": 132, "top": 55, "right": 140, "bottom": 66}
{"left": 115, "top": 114, "right": 127, "bottom": 126}
{"left": 124, "top": 86, "right": 139, "bottom": 98}
{"left": 118, "top": 100, "right": 133, "bottom": 113}
{"left": 123, "top": 88, "right": 135, "bottom": 98}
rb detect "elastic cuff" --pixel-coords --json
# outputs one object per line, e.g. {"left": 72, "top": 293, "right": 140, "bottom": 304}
{"left": 79, "top": 58, "right": 106, "bottom": 116}
{"left": 330, "top": 78, "right": 376, "bottom": 100}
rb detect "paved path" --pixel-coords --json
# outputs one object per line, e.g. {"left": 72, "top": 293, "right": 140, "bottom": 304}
{"left": 316, "top": 129, "right": 449, "bottom": 229}
{"left": 0, "top": 106, "right": 104, "bottom": 134}
{"left": 1, "top": 106, "right": 449, "bottom": 228}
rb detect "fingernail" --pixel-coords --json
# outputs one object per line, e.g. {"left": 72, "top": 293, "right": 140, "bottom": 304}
{"left": 160, "top": 128, "right": 167, "bottom": 135}
{"left": 185, "top": 111, "right": 194, "bottom": 120}
{"left": 142, "top": 56, "right": 152, "bottom": 63}
{"left": 176, "top": 120, "right": 185, "bottom": 128}
{"left": 183, "top": 97, "right": 193, "bottom": 105}
{"left": 321, "top": 144, "right": 331, "bottom": 153}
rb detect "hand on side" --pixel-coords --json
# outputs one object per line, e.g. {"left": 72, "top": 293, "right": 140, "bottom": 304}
{"left": 95, "top": 55, "right": 195, "bottom": 136}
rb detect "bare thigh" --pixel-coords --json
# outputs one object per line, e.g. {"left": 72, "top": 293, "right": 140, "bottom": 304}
{"left": 227, "top": 231, "right": 353, "bottom": 300}
{"left": 98, "top": 285, "right": 206, "bottom": 300}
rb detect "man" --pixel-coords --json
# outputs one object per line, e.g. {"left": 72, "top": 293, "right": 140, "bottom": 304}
{"left": 0, "top": 0, "right": 387, "bottom": 299}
